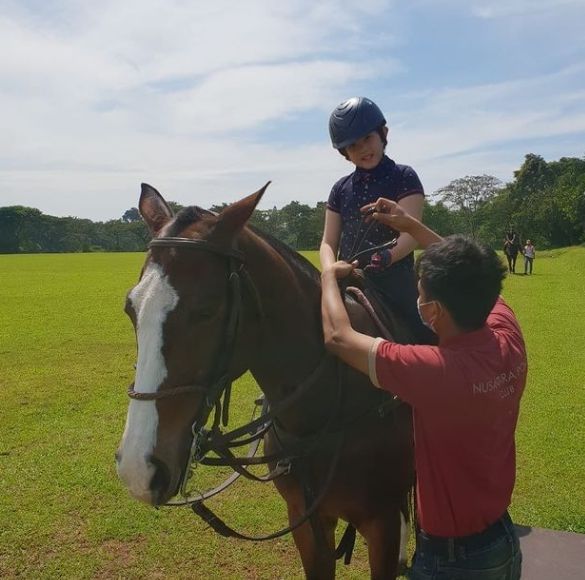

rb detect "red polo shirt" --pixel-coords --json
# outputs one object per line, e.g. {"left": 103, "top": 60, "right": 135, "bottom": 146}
{"left": 369, "top": 298, "right": 527, "bottom": 537}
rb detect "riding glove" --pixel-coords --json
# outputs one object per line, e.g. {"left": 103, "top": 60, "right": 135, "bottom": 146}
{"left": 364, "top": 248, "right": 393, "bottom": 272}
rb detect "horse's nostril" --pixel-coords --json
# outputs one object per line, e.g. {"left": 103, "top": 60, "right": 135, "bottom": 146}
{"left": 147, "top": 455, "right": 171, "bottom": 502}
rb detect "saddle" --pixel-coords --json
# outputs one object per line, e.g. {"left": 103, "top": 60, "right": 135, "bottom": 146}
{"left": 343, "top": 269, "right": 416, "bottom": 345}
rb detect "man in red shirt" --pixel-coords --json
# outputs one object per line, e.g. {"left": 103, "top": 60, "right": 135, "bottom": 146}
{"left": 321, "top": 198, "right": 525, "bottom": 579}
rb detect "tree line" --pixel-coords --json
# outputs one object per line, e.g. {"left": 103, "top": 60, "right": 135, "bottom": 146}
{"left": 1, "top": 154, "right": 583, "bottom": 254}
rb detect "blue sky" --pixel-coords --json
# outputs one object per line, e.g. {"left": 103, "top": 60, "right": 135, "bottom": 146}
{"left": 1, "top": 0, "right": 584, "bottom": 220}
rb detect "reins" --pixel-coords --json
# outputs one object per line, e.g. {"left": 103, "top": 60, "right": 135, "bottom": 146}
{"left": 346, "top": 209, "right": 398, "bottom": 265}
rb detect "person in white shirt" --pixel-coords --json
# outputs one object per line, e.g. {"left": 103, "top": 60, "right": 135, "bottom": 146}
{"left": 523, "top": 240, "right": 535, "bottom": 275}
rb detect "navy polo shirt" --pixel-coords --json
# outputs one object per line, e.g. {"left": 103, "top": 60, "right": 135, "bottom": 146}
{"left": 327, "top": 155, "right": 424, "bottom": 261}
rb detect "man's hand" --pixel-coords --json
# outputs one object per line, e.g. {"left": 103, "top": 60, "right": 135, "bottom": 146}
{"left": 361, "top": 198, "right": 415, "bottom": 233}
{"left": 361, "top": 197, "right": 444, "bottom": 250}
{"left": 321, "top": 260, "right": 358, "bottom": 281}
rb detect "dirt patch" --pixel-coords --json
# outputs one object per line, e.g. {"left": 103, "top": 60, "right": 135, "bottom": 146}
{"left": 93, "top": 535, "right": 148, "bottom": 579}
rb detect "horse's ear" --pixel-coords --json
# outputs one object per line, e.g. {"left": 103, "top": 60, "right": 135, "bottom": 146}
{"left": 139, "top": 183, "right": 174, "bottom": 235}
{"left": 214, "top": 181, "right": 271, "bottom": 238}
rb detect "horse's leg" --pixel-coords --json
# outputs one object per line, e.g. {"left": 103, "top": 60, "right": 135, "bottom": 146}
{"left": 288, "top": 504, "right": 337, "bottom": 580}
{"left": 268, "top": 433, "right": 338, "bottom": 579}
{"left": 359, "top": 507, "right": 403, "bottom": 580}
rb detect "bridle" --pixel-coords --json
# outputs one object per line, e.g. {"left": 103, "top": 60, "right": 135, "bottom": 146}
{"left": 127, "top": 236, "right": 256, "bottom": 500}
{"left": 126, "top": 236, "right": 336, "bottom": 507}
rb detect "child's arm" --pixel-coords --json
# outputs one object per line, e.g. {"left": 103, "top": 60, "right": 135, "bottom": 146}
{"left": 320, "top": 209, "right": 342, "bottom": 270}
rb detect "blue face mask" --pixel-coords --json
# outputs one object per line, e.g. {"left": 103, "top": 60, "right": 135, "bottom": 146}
{"left": 417, "top": 297, "right": 436, "bottom": 332}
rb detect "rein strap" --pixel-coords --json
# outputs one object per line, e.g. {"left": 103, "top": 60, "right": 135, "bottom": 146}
{"left": 128, "top": 383, "right": 206, "bottom": 400}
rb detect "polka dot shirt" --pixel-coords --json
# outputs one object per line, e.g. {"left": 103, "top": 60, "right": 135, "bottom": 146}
{"left": 327, "top": 155, "right": 424, "bottom": 262}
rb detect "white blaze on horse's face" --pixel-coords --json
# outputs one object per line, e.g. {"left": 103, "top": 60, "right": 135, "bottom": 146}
{"left": 117, "top": 262, "right": 178, "bottom": 503}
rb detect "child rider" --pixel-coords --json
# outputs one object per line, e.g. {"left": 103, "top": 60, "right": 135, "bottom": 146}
{"left": 320, "top": 96, "right": 435, "bottom": 343}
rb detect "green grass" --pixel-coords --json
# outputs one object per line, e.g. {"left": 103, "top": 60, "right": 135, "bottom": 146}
{"left": 0, "top": 248, "right": 583, "bottom": 579}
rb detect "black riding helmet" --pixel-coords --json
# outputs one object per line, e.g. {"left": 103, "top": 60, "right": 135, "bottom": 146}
{"left": 329, "top": 97, "right": 386, "bottom": 150}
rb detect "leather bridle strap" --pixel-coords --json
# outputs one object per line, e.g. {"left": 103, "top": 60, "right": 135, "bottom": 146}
{"left": 201, "top": 355, "right": 331, "bottom": 450}
{"left": 128, "top": 383, "right": 207, "bottom": 400}
{"left": 128, "top": 235, "right": 249, "bottom": 499}
{"left": 191, "top": 430, "right": 346, "bottom": 542}
{"left": 148, "top": 237, "right": 245, "bottom": 261}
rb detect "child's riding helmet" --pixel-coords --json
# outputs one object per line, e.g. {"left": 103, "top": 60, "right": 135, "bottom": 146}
{"left": 329, "top": 97, "right": 386, "bottom": 150}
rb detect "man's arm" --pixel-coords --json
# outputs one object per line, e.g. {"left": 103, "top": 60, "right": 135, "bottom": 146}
{"left": 386, "top": 194, "right": 423, "bottom": 264}
{"left": 319, "top": 209, "right": 342, "bottom": 270}
{"left": 322, "top": 262, "right": 445, "bottom": 405}
{"left": 321, "top": 263, "right": 377, "bottom": 375}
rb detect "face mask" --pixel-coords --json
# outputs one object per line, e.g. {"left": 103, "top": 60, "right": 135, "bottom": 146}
{"left": 417, "top": 297, "right": 437, "bottom": 332}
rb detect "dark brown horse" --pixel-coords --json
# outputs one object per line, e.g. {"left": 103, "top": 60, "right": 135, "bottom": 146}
{"left": 504, "top": 232, "right": 520, "bottom": 273}
{"left": 116, "top": 183, "right": 414, "bottom": 579}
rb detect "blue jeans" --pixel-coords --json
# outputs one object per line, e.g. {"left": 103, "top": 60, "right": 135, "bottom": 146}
{"left": 410, "top": 512, "right": 522, "bottom": 579}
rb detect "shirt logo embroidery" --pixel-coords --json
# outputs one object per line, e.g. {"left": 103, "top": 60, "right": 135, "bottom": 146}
{"left": 472, "top": 362, "right": 527, "bottom": 398}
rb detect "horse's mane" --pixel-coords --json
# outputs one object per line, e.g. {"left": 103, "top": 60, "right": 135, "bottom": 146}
{"left": 164, "top": 207, "right": 321, "bottom": 286}
{"left": 247, "top": 225, "right": 321, "bottom": 286}
{"left": 166, "top": 206, "right": 213, "bottom": 237}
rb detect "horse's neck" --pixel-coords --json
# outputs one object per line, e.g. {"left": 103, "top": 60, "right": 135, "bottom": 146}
{"left": 242, "top": 233, "right": 326, "bottom": 404}
{"left": 239, "top": 233, "right": 390, "bottom": 434}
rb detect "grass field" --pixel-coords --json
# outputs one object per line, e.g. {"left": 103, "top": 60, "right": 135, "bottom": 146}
{"left": 0, "top": 247, "right": 584, "bottom": 579}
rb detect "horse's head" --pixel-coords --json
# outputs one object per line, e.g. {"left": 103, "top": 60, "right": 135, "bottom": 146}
{"left": 116, "top": 182, "right": 269, "bottom": 505}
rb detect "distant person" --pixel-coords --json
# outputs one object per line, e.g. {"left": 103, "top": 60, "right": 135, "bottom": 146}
{"left": 321, "top": 198, "right": 525, "bottom": 580}
{"left": 503, "top": 230, "right": 519, "bottom": 274}
{"left": 523, "top": 240, "right": 535, "bottom": 275}
{"left": 320, "top": 96, "right": 434, "bottom": 343}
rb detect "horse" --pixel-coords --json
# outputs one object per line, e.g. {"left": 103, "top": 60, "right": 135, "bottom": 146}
{"left": 116, "top": 183, "right": 415, "bottom": 579}
{"left": 504, "top": 240, "right": 519, "bottom": 274}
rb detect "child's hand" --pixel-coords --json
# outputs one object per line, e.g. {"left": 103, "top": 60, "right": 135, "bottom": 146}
{"left": 364, "top": 248, "right": 392, "bottom": 272}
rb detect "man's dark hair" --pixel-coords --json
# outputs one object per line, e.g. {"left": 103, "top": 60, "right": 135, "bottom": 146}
{"left": 416, "top": 235, "right": 507, "bottom": 331}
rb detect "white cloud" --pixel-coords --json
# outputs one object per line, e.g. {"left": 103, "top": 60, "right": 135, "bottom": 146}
{"left": 414, "top": 0, "right": 585, "bottom": 19}
{"left": 0, "top": 0, "right": 584, "bottom": 220}
{"left": 387, "top": 65, "right": 585, "bottom": 190}
{"left": 470, "top": 0, "right": 584, "bottom": 19}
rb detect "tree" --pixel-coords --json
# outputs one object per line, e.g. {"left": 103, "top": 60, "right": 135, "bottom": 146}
{"left": 422, "top": 200, "right": 456, "bottom": 237}
{"left": 0, "top": 206, "right": 43, "bottom": 253}
{"left": 122, "top": 207, "right": 141, "bottom": 223}
{"left": 434, "top": 175, "right": 502, "bottom": 239}
{"left": 209, "top": 203, "right": 228, "bottom": 214}
{"left": 167, "top": 201, "right": 184, "bottom": 215}
{"left": 505, "top": 154, "right": 585, "bottom": 248}
{"left": 277, "top": 201, "right": 315, "bottom": 249}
